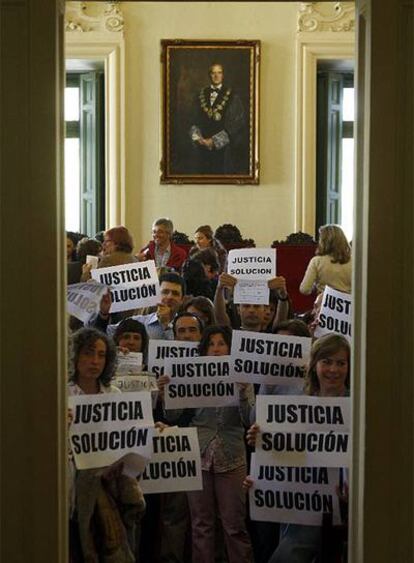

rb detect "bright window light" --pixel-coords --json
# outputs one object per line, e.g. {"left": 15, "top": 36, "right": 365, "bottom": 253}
{"left": 65, "top": 138, "right": 80, "bottom": 232}
{"left": 341, "top": 138, "right": 354, "bottom": 241}
{"left": 65, "top": 87, "right": 80, "bottom": 121}
{"left": 343, "top": 88, "right": 354, "bottom": 121}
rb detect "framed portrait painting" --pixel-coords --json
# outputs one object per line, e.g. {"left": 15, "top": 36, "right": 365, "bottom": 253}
{"left": 160, "top": 39, "right": 260, "bottom": 185}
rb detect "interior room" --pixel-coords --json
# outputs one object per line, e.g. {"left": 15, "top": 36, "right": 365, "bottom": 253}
{"left": 0, "top": 1, "right": 413, "bottom": 562}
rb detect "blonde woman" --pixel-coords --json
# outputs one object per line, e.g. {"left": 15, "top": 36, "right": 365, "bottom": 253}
{"left": 300, "top": 224, "right": 352, "bottom": 295}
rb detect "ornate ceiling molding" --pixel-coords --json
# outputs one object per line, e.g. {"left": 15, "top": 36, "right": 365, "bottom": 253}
{"left": 297, "top": 2, "right": 355, "bottom": 32}
{"left": 65, "top": 2, "right": 124, "bottom": 33}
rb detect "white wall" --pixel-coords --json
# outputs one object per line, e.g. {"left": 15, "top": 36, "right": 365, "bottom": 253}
{"left": 122, "top": 2, "right": 299, "bottom": 248}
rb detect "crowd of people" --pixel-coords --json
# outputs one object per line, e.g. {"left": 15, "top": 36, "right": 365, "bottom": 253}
{"left": 67, "top": 219, "right": 352, "bottom": 563}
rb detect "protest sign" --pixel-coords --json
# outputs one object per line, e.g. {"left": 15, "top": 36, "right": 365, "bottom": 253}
{"left": 86, "top": 255, "right": 99, "bottom": 269}
{"left": 255, "top": 395, "right": 350, "bottom": 467}
{"left": 91, "top": 261, "right": 160, "bottom": 313}
{"left": 140, "top": 427, "right": 202, "bottom": 494}
{"left": 163, "top": 356, "right": 238, "bottom": 409}
{"left": 67, "top": 282, "right": 108, "bottom": 323}
{"left": 249, "top": 454, "right": 341, "bottom": 526}
{"left": 227, "top": 248, "right": 277, "bottom": 305}
{"left": 230, "top": 330, "right": 311, "bottom": 387}
{"left": 68, "top": 392, "right": 154, "bottom": 469}
{"left": 113, "top": 374, "right": 158, "bottom": 393}
{"left": 314, "top": 286, "right": 352, "bottom": 342}
{"left": 148, "top": 339, "right": 199, "bottom": 377}
{"left": 116, "top": 352, "right": 144, "bottom": 375}
{"left": 112, "top": 373, "right": 159, "bottom": 408}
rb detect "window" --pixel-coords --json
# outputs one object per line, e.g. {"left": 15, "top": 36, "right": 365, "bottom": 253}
{"left": 64, "top": 69, "right": 105, "bottom": 236}
{"left": 316, "top": 66, "right": 354, "bottom": 240}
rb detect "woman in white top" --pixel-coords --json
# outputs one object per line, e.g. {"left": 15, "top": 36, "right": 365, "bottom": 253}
{"left": 68, "top": 328, "right": 145, "bottom": 562}
{"left": 300, "top": 224, "right": 352, "bottom": 295}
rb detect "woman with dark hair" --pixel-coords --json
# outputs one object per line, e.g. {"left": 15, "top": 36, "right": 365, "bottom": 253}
{"left": 113, "top": 318, "right": 148, "bottom": 355}
{"left": 68, "top": 327, "right": 118, "bottom": 393}
{"left": 183, "top": 295, "right": 216, "bottom": 328}
{"left": 184, "top": 325, "right": 253, "bottom": 563}
{"left": 181, "top": 258, "right": 215, "bottom": 300}
{"left": 189, "top": 225, "right": 227, "bottom": 273}
{"left": 76, "top": 237, "right": 102, "bottom": 265}
{"left": 67, "top": 231, "right": 84, "bottom": 262}
{"left": 68, "top": 327, "right": 146, "bottom": 562}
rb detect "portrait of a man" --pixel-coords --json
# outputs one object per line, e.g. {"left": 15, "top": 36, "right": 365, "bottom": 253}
{"left": 161, "top": 40, "right": 260, "bottom": 184}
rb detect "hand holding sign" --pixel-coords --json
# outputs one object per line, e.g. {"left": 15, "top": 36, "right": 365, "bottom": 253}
{"left": 218, "top": 273, "right": 237, "bottom": 291}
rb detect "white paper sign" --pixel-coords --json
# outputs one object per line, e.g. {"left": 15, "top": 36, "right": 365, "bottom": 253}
{"left": 86, "top": 255, "right": 99, "bottom": 269}
{"left": 255, "top": 395, "right": 350, "bottom": 467}
{"left": 227, "top": 248, "right": 277, "bottom": 279}
{"left": 91, "top": 261, "right": 160, "bottom": 313}
{"left": 249, "top": 454, "right": 341, "bottom": 526}
{"left": 112, "top": 374, "right": 158, "bottom": 393}
{"left": 147, "top": 339, "right": 199, "bottom": 377}
{"left": 163, "top": 356, "right": 238, "bottom": 409}
{"left": 314, "top": 286, "right": 352, "bottom": 342}
{"left": 67, "top": 282, "right": 108, "bottom": 323}
{"left": 116, "top": 352, "right": 144, "bottom": 375}
{"left": 112, "top": 374, "right": 159, "bottom": 408}
{"left": 228, "top": 248, "right": 277, "bottom": 305}
{"left": 68, "top": 392, "right": 155, "bottom": 469}
{"left": 140, "top": 427, "right": 202, "bottom": 494}
{"left": 234, "top": 280, "right": 270, "bottom": 305}
{"left": 230, "top": 330, "right": 312, "bottom": 387}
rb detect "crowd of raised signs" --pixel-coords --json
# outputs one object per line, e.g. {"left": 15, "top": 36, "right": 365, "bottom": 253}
{"left": 66, "top": 219, "right": 352, "bottom": 563}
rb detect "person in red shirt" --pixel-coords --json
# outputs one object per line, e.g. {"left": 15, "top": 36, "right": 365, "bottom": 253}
{"left": 136, "top": 217, "right": 187, "bottom": 271}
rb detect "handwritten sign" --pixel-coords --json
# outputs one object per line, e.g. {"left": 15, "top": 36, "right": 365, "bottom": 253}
{"left": 67, "top": 282, "right": 108, "bottom": 323}
{"left": 68, "top": 392, "right": 154, "bottom": 469}
{"left": 148, "top": 340, "right": 199, "bottom": 377}
{"left": 91, "top": 261, "right": 160, "bottom": 313}
{"left": 314, "top": 286, "right": 352, "bottom": 342}
{"left": 256, "top": 395, "right": 350, "bottom": 467}
{"left": 230, "top": 330, "right": 311, "bottom": 387}
{"left": 116, "top": 352, "right": 143, "bottom": 375}
{"left": 163, "top": 356, "right": 238, "bottom": 409}
{"left": 140, "top": 427, "right": 202, "bottom": 494}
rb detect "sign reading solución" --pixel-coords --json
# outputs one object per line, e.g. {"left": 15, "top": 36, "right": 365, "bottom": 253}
{"left": 91, "top": 261, "right": 160, "bottom": 313}
{"left": 68, "top": 392, "right": 155, "bottom": 469}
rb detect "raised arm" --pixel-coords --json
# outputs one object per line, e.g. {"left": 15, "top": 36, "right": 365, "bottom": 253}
{"left": 214, "top": 273, "right": 237, "bottom": 327}
{"left": 268, "top": 276, "right": 290, "bottom": 329}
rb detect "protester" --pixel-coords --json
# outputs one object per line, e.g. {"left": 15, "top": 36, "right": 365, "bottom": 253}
{"left": 183, "top": 295, "right": 216, "bottom": 327}
{"left": 68, "top": 327, "right": 146, "bottom": 562}
{"left": 137, "top": 217, "right": 187, "bottom": 271}
{"left": 300, "top": 224, "right": 352, "bottom": 295}
{"left": 186, "top": 326, "right": 253, "bottom": 563}
{"left": 214, "top": 272, "right": 290, "bottom": 331}
{"left": 76, "top": 236, "right": 102, "bottom": 265}
{"left": 113, "top": 318, "right": 149, "bottom": 371}
{"left": 188, "top": 225, "right": 227, "bottom": 273}
{"left": 161, "top": 325, "right": 252, "bottom": 563}
{"left": 67, "top": 231, "right": 80, "bottom": 262}
{"left": 246, "top": 333, "right": 350, "bottom": 563}
{"left": 99, "top": 226, "right": 137, "bottom": 266}
{"left": 95, "top": 271, "right": 186, "bottom": 340}
{"left": 181, "top": 257, "right": 214, "bottom": 300}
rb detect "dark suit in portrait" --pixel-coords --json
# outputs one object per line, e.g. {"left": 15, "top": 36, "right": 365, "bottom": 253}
{"left": 188, "top": 64, "right": 248, "bottom": 175}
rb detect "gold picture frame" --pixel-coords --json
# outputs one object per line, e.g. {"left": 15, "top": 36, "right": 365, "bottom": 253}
{"left": 160, "top": 39, "right": 260, "bottom": 185}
